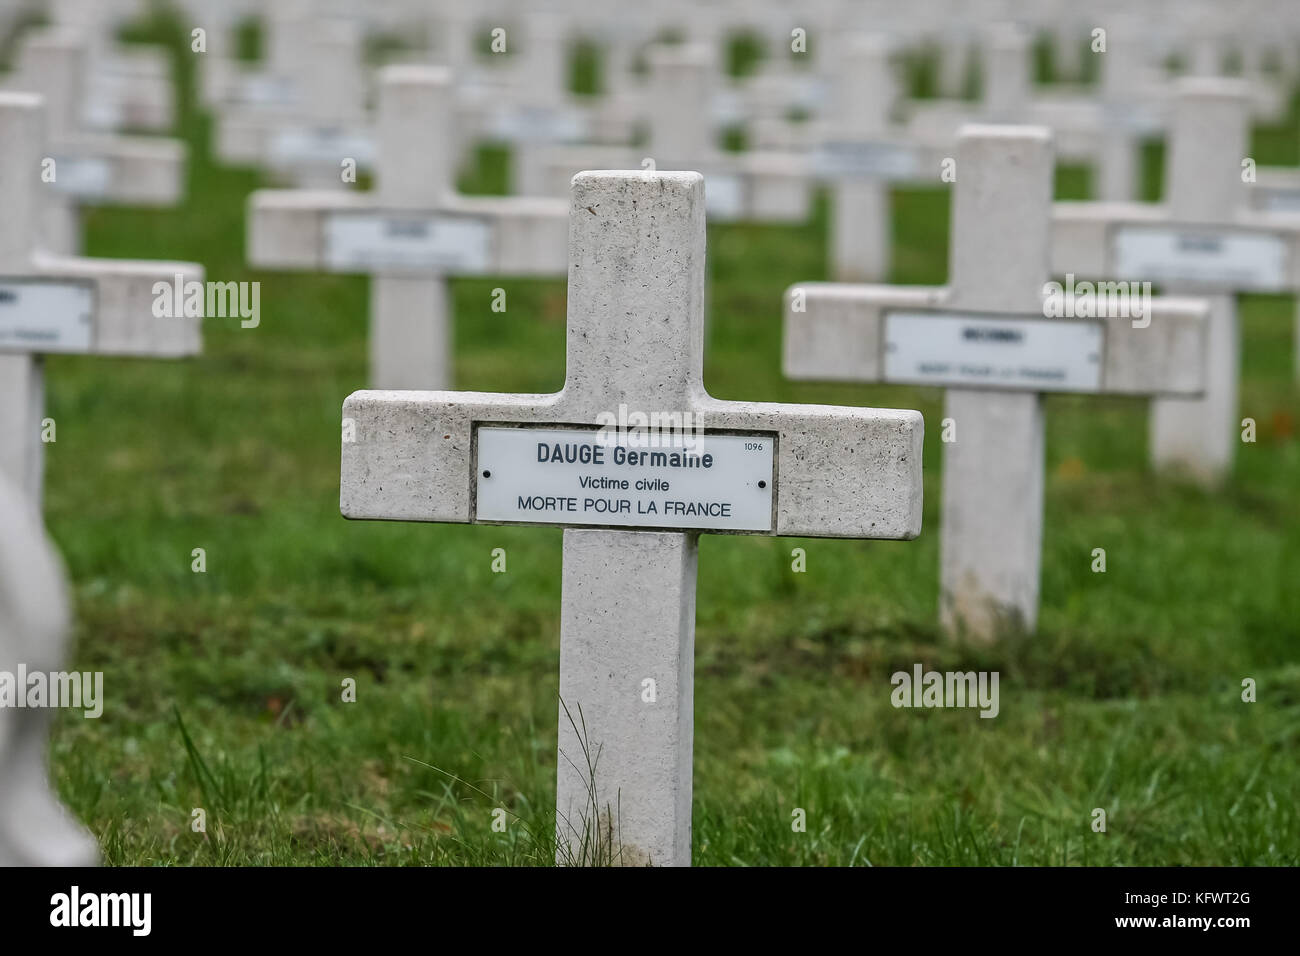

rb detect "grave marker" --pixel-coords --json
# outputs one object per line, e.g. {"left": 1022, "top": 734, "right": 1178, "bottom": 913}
{"left": 1052, "top": 77, "right": 1300, "bottom": 485}
{"left": 785, "top": 125, "right": 1209, "bottom": 641}
{"left": 12, "top": 29, "right": 187, "bottom": 254}
{"left": 248, "top": 65, "right": 567, "bottom": 390}
{"left": 0, "top": 92, "right": 202, "bottom": 508}
{"left": 340, "top": 169, "right": 925, "bottom": 865}
{"left": 811, "top": 34, "right": 949, "bottom": 281}
{"left": 214, "top": 18, "right": 373, "bottom": 187}
{"left": 526, "top": 44, "right": 811, "bottom": 223}
{"left": 49, "top": 0, "right": 175, "bottom": 133}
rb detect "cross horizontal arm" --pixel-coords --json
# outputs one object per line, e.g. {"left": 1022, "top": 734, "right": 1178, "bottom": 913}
{"left": 53, "top": 134, "right": 186, "bottom": 204}
{"left": 784, "top": 281, "right": 1208, "bottom": 396}
{"left": 339, "top": 388, "right": 923, "bottom": 539}
{"left": 1053, "top": 200, "right": 1300, "bottom": 290}
{"left": 33, "top": 253, "right": 202, "bottom": 356}
{"left": 247, "top": 189, "right": 568, "bottom": 275}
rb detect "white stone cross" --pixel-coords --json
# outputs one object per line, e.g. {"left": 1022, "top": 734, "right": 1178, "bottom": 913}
{"left": 785, "top": 125, "right": 1210, "bottom": 641}
{"left": 0, "top": 92, "right": 203, "bottom": 509}
{"left": 339, "top": 169, "right": 924, "bottom": 866}
{"left": 8, "top": 28, "right": 187, "bottom": 255}
{"left": 248, "top": 65, "right": 568, "bottom": 390}
{"left": 0, "top": 470, "right": 99, "bottom": 866}
{"left": 805, "top": 34, "right": 949, "bottom": 281}
{"left": 214, "top": 17, "right": 374, "bottom": 187}
{"left": 525, "top": 44, "right": 811, "bottom": 223}
{"left": 903, "top": 22, "right": 1162, "bottom": 204}
{"left": 47, "top": 0, "right": 175, "bottom": 133}
{"left": 1051, "top": 77, "right": 1300, "bottom": 486}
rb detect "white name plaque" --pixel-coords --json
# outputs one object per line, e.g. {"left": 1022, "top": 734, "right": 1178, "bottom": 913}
{"left": 0, "top": 279, "right": 95, "bottom": 354}
{"left": 1259, "top": 188, "right": 1300, "bottom": 215}
{"left": 51, "top": 155, "right": 113, "bottom": 199}
{"left": 883, "top": 311, "right": 1103, "bottom": 392}
{"left": 814, "top": 141, "right": 921, "bottom": 181}
{"left": 324, "top": 213, "right": 493, "bottom": 273}
{"left": 474, "top": 426, "right": 775, "bottom": 532}
{"left": 1111, "top": 225, "right": 1288, "bottom": 291}
{"left": 270, "top": 127, "right": 376, "bottom": 167}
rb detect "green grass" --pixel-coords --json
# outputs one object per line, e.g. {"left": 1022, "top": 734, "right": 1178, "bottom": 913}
{"left": 37, "top": 10, "right": 1300, "bottom": 866}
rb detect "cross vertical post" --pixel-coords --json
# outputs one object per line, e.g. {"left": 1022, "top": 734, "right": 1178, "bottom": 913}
{"left": 1151, "top": 81, "right": 1247, "bottom": 479}
{"left": 370, "top": 66, "right": 455, "bottom": 390}
{"left": 940, "top": 126, "right": 1053, "bottom": 637}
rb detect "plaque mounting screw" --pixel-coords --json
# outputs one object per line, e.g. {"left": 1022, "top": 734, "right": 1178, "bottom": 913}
{"left": 758, "top": 480, "right": 767, "bottom": 489}
{"left": 482, "top": 470, "right": 491, "bottom": 478}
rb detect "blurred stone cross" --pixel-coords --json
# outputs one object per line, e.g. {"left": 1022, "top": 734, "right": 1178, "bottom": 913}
{"left": 1052, "top": 77, "right": 1300, "bottom": 486}
{"left": 904, "top": 22, "right": 1162, "bottom": 204}
{"left": 0, "top": 93, "right": 203, "bottom": 511}
{"left": 782, "top": 34, "right": 950, "bottom": 281}
{"left": 248, "top": 65, "right": 568, "bottom": 390}
{"left": 339, "top": 168, "right": 924, "bottom": 866}
{"left": 214, "top": 17, "right": 375, "bottom": 188}
{"left": 9, "top": 29, "right": 188, "bottom": 255}
{"left": 46, "top": 0, "right": 175, "bottom": 134}
{"left": 523, "top": 44, "right": 811, "bottom": 223}
{"left": 784, "top": 125, "right": 1210, "bottom": 642}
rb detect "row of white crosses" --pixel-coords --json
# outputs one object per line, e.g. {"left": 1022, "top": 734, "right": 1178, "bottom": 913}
{"left": 785, "top": 124, "right": 1208, "bottom": 641}
{"left": 753, "top": 34, "right": 950, "bottom": 282}
{"left": 213, "top": 14, "right": 374, "bottom": 188}
{"left": 339, "top": 168, "right": 924, "bottom": 866}
{"left": 248, "top": 66, "right": 568, "bottom": 390}
{"left": 0, "top": 90, "right": 199, "bottom": 866}
{"left": 5, "top": 28, "right": 188, "bottom": 255}
{"left": 525, "top": 43, "right": 809, "bottom": 224}
{"left": 1052, "top": 78, "right": 1300, "bottom": 486}
{"left": 0, "top": 92, "right": 202, "bottom": 510}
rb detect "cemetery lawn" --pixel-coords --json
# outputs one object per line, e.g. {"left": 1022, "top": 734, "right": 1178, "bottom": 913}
{"left": 41, "top": 14, "right": 1299, "bottom": 866}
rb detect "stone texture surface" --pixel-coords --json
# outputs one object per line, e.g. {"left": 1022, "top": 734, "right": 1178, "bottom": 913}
{"left": 556, "top": 529, "right": 696, "bottom": 867}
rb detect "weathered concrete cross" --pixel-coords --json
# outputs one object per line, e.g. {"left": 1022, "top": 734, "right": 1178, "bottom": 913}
{"left": 339, "top": 169, "right": 924, "bottom": 866}
{"left": 0, "top": 92, "right": 202, "bottom": 510}
{"left": 784, "top": 125, "right": 1209, "bottom": 641}
{"left": 248, "top": 65, "right": 567, "bottom": 391}
{"left": 1052, "top": 77, "right": 1300, "bottom": 486}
